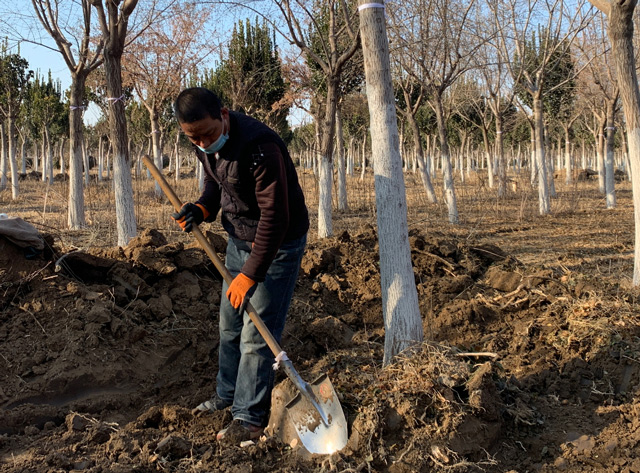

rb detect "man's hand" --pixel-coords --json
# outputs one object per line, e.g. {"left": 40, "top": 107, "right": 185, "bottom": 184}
{"left": 172, "top": 203, "right": 209, "bottom": 232}
{"left": 226, "top": 273, "right": 257, "bottom": 309}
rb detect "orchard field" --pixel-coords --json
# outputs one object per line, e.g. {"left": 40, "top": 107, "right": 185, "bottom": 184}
{"left": 2, "top": 168, "right": 640, "bottom": 473}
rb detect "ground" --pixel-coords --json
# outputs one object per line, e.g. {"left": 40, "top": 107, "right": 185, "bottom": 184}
{"left": 1, "top": 173, "right": 640, "bottom": 473}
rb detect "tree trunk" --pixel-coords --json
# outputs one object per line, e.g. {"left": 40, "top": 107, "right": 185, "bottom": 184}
{"left": 103, "top": 51, "right": 137, "bottom": 246}
{"left": 597, "top": 120, "right": 606, "bottom": 193}
{"left": 360, "top": 134, "right": 367, "bottom": 180}
{"left": 20, "top": 136, "right": 26, "bottom": 175}
{"left": 7, "top": 114, "right": 19, "bottom": 198}
{"left": 496, "top": 115, "right": 507, "bottom": 196}
{"left": 564, "top": 126, "right": 573, "bottom": 185}
{"left": 533, "top": 97, "right": 550, "bottom": 215}
{"left": 0, "top": 121, "right": 7, "bottom": 191}
{"left": 151, "top": 108, "right": 163, "bottom": 198}
{"left": 98, "top": 136, "right": 104, "bottom": 181}
{"left": 604, "top": 0, "right": 640, "bottom": 283}
{"left": 481, "top": 125, "right": 494, "bottom": 189}
{"left": 41, "top": 129, "right": 47, "bottom": 183}
{"left": 605, "top": 99, "right": 617, "bottom": 208}
{"left": 335, "top": 107, "right": 348, "bottom": 211}
{"left": 359, "top": 0, "right": 423, "bottom": 365}
{"left": 174, "top": 130, "right": 181, "bottom": 181}
{"left": 433, "top": 94, "right": 459, "bottom": 223}
{"left": 59, "top": 138, "right": 66, "bottom": 177}
{"left": 404, "top": 97, "right": 437, "bottom": 203}
{"left": 317, "top": 78, "right": 339, "bottom": 238}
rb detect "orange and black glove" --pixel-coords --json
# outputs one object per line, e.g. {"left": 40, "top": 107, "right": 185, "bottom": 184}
{"left": 226, "top": 273, "right": 257, "bottom": 309}
{"left": 171, "top": 203, "right": 209, "bottom": 232}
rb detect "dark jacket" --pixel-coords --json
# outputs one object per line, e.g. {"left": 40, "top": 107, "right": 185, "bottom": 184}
{"left": 195, "top": 111, "right": 309, "bottom": 282}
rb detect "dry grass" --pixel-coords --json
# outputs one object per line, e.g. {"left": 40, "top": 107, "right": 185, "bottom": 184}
{"left": 1, "top": 166, "right": 634, "bottom": 283}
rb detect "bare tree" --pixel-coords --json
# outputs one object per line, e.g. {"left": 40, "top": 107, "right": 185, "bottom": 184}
{"left": 389, "top": 0, "right": 484, "bottom": 224}
{"left": 30, "top": 0, "right": 104, "bottom": 229}
{"left": 358, "top": 0, "right": 423, "bottom": 365}
{"left": 91, "top": 0, "right": 140, "bottom": 246}
{"left": 587, "top": 0, "right": 640, "bottom": 284}
{"left": 123, "top": 2, "right": 216, "bottom": 196}
{"left": 489, "top": 0, "right": 592, "bottom": 215}
{"left": 248, "top": 0, "right": 360, "bottom": 238}
{"left": 390, "top": 58, "right": 438, "bottom": 203}
{"left": 577, "top": 12, "right": 620, "bottom": 206}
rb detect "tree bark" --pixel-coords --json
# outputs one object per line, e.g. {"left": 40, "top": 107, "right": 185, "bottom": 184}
{"left": 317, "top": 77, "right": 339, "bottom": 238}
{"left": 605, "top": 98, "right": 617, "bottom": 208}
{"left": 93, "top": 0, "right": 138, "bottom": 246}
{"left": 6, "top": 114, "right": 19, "bottom": 198}
{"left": 533, "top": 96, "right": 550, "bottom": 215}
{"left": 67, "top": 74, "right": 89, "bottom": 230}
{"left": 433, "top": 94, "right": 459, "bottom": 224}
{"left": 359, "top": 0, "right": 423, "bottom": 365}
{"left": 596, "top": 0, "right": 640, "bottom": 283}
{"left": 0, "top": 121, "right": 6, "bottom": 191}
{"left": 335, "top": 107, "right": 348, "bottom": 211}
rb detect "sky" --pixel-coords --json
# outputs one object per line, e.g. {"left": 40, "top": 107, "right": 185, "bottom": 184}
{"left": 19, "top": 42, "right": 104, "bottom": 126}
{"left": 12, "top": 2, "right": 310, "bottom": 129}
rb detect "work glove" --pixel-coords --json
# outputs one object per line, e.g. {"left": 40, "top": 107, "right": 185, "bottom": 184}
{"left": 226, "top": 273, "right": 257, "bottom": 310}
{"left": 172, "top": 203, "right": 209, "bottom": 232}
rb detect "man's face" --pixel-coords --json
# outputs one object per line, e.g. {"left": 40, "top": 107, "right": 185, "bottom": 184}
{"left": 180, "top": 107, "right": 228, "bottom": 150}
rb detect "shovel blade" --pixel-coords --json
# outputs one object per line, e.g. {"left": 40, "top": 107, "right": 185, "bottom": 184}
{"left": 286, "top": 374, "right": 348, "bottom": 455}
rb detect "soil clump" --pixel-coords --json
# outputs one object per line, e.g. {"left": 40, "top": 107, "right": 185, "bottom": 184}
{"left": 1, "top": 225, "right": 639, "bottom": 472}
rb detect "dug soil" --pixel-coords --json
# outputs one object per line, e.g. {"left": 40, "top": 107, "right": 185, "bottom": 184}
{"left": 2, "top": 187, "right": 640, "bottom": 473}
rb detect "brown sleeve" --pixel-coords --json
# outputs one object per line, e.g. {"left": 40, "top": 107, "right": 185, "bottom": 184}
{"left": 240, "top": 142, "right": 289, "bottom": 281}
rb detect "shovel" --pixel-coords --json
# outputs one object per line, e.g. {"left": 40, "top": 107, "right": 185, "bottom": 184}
{"left": 143, "top": 156, "right": 347, "bottom": 455}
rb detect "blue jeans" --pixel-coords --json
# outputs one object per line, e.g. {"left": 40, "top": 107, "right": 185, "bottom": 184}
{"left": 216, "top": 233, "right": 307, "bottom": 427}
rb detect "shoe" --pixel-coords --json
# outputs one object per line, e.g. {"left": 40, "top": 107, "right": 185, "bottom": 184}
{"left": 191, "top": 394, "right": 231, "bottom": 416}
{"left": 216, "top": 419, "right": 264, "bottom": 443}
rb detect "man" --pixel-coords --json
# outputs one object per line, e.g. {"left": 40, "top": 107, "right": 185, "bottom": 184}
{"left": 172, "top": 87, "right": 309, "bottom": 443}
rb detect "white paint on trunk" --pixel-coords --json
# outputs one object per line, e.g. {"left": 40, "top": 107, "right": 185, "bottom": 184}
{"left": 359, "top": 0, "right": 423, "bottom": 365}
{"left": 317, "top": 155, "right": 333, "bottom": 239}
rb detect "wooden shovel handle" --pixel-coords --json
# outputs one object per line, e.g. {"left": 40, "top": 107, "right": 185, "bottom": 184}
{"left": 142, "top": 155, "right": 283, "bottom": 357}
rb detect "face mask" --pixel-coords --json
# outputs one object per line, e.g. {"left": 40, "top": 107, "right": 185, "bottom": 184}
{"left": 197, "top": 118, "right": 228, "bottom": 154}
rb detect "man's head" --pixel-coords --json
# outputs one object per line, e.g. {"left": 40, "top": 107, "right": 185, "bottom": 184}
{"left": 174, "top": 88, "right": 229, "bottom": 153}
{"left": 174, "top": 87, "right": 222, "bottom": 123}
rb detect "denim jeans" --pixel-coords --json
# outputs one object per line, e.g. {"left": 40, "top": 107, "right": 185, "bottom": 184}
{"left": 216, "top": 233, "right": 307, "bottom": 427}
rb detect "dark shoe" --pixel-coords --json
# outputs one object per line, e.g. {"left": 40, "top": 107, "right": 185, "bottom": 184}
{"left": 216, "top": 419, "right": 264, "bottom": 444}
{"left": 191, "top": 394, "right": 231, "bottom": 416}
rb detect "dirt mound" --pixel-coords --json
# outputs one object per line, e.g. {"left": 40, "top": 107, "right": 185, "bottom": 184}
{"left": 2, "top": 226, "right": 640, "bottom": 472}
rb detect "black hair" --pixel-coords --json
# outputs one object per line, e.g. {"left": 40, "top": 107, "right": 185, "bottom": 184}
{"left": 174, "top": 87, "right": 223, "bottom": 123}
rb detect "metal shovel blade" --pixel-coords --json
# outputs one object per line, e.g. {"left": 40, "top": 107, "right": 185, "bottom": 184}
{"left": 285, "top": 374, "right": 348, "bottom": 454}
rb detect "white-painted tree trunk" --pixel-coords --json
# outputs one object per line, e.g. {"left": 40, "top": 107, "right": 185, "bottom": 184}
{"left": 59, "top": 138, "right": 65, "bottom": 177}
{"left": 0, "top": 122, "right": 6, "bottom": 192}
{"left": 41, "top": 133, "right": 48, "bottom": 184}
{"left": 20, "top": 137, "right": 26, "bottom": 175}
{"left": 82, "top": 139, "right": 90, "bottom": 187}
{"left": 68, "top": 78, "right": 86, "bottom": 229}
{"left": 317, "top": 156, "right": 333, "bottom": 238}
{"left": 565, "top": 127, "right": 573, "bottom": 186}
{"left": 7, "top": 116, "right": 19, "bottom": 198}
{"left": 359, "top": 0, "right": 423, "bottom": 365}
{"left": 174, "top": 130, "right": 181, "bottom": 181}
{"left": 605, "top": 100, "right": 617, "bottom": 208}
{"left": 335, "top": 108, "right": 348, "bottom": 211}
{"left": 433, "top": 95, "right": 459, "bottom": 224}
{"left": 533, "top": 98, "right": 550, "bottom": 215}
{"left": 360, "top": 136, "right": 367, "bottom": 181}
{"left": 596, "top": 124, "right": 606, "bottom": 193}
{"left": 591, "top": 0, "right": 640, "bottom": 283}
{"left": 98, "top": 136, "right": 104, "bottom": 181}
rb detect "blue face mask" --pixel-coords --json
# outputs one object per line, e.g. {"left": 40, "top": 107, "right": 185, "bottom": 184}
{"left": 197, "top": 118, "right": 228, "bottom": 154}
